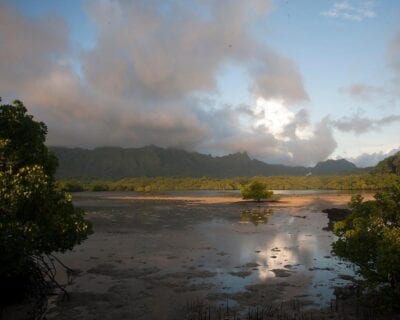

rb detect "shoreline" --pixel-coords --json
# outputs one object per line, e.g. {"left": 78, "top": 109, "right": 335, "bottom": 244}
{"left": 105, "top": 193, "right": 374, "bottom": 208}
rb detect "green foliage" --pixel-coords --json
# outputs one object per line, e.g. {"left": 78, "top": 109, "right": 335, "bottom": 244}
{"left": 373, "top": 152, "right": 400, "bottom": 175}
{"left": 0, "top": 100, "right": 58, "bottom": 176}
{"left": 0, "top": 100, "right": 92, "bottom": 279}
{"left": 241, "top": 181, "right": 273, "bottom": 201}
{"left": 332, "top": 185, "right": 400, "bottom": 304}
{"left": 91, "top": 183, "right": 110, "bottom": 192}
{"left": 55, "top": 174, "right": 400, "bottom": 192}
{"left": 57, "top": 180, "right": 85, "bottom": 192}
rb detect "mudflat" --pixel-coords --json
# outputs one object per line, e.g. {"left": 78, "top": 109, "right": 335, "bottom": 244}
{"left": 46, "top": 191, "right": 372, "bottom": 320}
{"left": 109, "top": 192, "right": 373, "bottom": 207}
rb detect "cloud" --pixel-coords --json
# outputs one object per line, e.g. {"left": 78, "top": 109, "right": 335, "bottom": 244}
{"left": 201, "top": 101, "right": 337, "bottom": 166}
{"left": 330, "top": 112, "right": 400, "bottom": 134}
{"left": 321, "top": 1, "right": 377, "bottom": 21}
{"left": 250, "top": 51, "right": 309, "bottom": 104}
{"left": 0, "top": 4, "right": 68, "bottom": 93}
{"left": 348, "top": 147, "right": 400, "bottom": 167}
{"left": 81, "top": 0, "right": 308, "bottom": 104}
{"left": 1, "top": 1, "right": 333, "bottom": 166}
{"left": 339, "top": 83, "right": 387, "bottom": 101}
{"left": 340, "top": 31, "right": 400, "bottom": 108}
{"left": 284, "top": 118, "right": 337, "bottom": 166}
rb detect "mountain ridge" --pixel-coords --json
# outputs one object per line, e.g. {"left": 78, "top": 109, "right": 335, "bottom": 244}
{"left": 50, "top": 145, "right": 362, "bottom": 179}
{"left": 373, "top": 151, "right": 400, "bottom": 175}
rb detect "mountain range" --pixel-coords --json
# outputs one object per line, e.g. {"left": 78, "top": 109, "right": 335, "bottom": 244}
{"left": 51, "top": 145, "right": 364, "bottom": 179}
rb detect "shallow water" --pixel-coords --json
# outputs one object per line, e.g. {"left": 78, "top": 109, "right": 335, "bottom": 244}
{"left": 194, "top": 212, "right": 355, "bottom": 303}
{"left": 48, "top": 191, "right": 357, "bottom": 320}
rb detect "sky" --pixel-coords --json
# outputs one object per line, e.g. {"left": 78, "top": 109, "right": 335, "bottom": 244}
{"left": 1, "top": 0, "right": 400, "bottom": 167}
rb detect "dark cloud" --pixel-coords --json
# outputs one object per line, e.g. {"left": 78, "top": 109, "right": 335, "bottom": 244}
{"left": 281, "top": 109, "right": 310, "bottom": 140}
{"left": 330, "top": 112, "right": 400, "bottom": 134}
{"left": 284, "top": 118, "right": 337, "bottom": 166}
{"left": 0, "top": 4, "right": 68, "bottom": 93}
{"left": 250, "top": 50, "right": 309, "bottom": 104}
{"left": 82, "top": 0, "right": 308, "bottom": 104}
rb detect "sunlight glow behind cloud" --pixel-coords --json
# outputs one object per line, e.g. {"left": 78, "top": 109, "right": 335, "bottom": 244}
{"left": 1, "top": 0, "right": 399, "bottom": 166}
{"left": 255, "top": 98, "right": 313, "bottom": 141}
{"left": 255, "top": 98, "right": 294, "bottom": 139}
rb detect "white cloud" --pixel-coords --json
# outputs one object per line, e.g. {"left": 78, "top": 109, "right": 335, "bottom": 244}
{"left": 254, "top": 98, "right": 313, "bottom": 141}
{"left": 254, "top": 98, "right": 294, "bottom": 139}
{"left": 201, "top": 98, "right": 336, "bottom": 166}
{"left": 348, "top": 147, "right": 400, "bottom": 167}
{"left": 321, "top": 1, "right": 377, "bottom": 21}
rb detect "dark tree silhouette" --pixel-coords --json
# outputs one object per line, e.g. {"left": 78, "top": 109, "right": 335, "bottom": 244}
{"left": 0, "top": 100, "right": 92, "bottom": 312}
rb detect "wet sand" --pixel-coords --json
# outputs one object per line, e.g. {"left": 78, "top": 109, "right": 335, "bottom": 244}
{"left": 45, "top": 192, "right": 372, "bottom": 320}
{"left": 109, "top": 192, "right": 373, "bottom": 208}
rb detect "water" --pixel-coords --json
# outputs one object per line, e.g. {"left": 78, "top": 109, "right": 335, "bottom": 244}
{"left": 176, "top": 210, "right": 355, "bottom": 309}
{"left": 48, "top": 191, "right": 358, "bottom": 320}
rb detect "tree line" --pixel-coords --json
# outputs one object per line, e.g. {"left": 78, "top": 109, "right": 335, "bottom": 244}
{"left": 57, "top": 174, "right": 400, "bottom": 192}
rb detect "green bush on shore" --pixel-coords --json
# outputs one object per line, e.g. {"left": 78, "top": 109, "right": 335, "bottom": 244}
{"left": 333, "top": 186, "right": 400, "bottom": 310}
{"left": 241, "top": 181, "right": 273, "bottom": 201}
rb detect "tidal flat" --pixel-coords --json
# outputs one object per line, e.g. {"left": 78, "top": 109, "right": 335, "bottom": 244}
{"left": 46, "top": 191, "right": 372, "bottom": 320}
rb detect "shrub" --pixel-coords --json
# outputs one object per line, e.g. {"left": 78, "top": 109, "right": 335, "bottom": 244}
{"left": 333, "top": 185, "right": 400, "bottom": 307}
{"left": 241, "top": 181, "right": 273, "bottom": 201}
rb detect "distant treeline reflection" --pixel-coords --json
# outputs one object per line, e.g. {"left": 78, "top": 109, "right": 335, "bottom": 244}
{"left": 56, "top": 174, "right": 400, "bottom": 192}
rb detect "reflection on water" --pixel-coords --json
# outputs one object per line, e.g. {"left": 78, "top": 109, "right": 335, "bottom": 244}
{"left": 195, "top": 211, "right": 356, "bottom": 308}
{"left": 63, "top": 191, "right": 359, "bottom": 318}
{"left": 240, "top": 209, "right": 273, "bottom": 226}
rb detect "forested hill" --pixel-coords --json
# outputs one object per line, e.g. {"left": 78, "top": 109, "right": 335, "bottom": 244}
{"left": 373, "top": 152, "right": 400, "bottom": 175}
{"left": 51, "top": 146, "right": 362, "bottom": 179}
{"left": 312, "top": 159, "right": 357, "bottom": 175}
